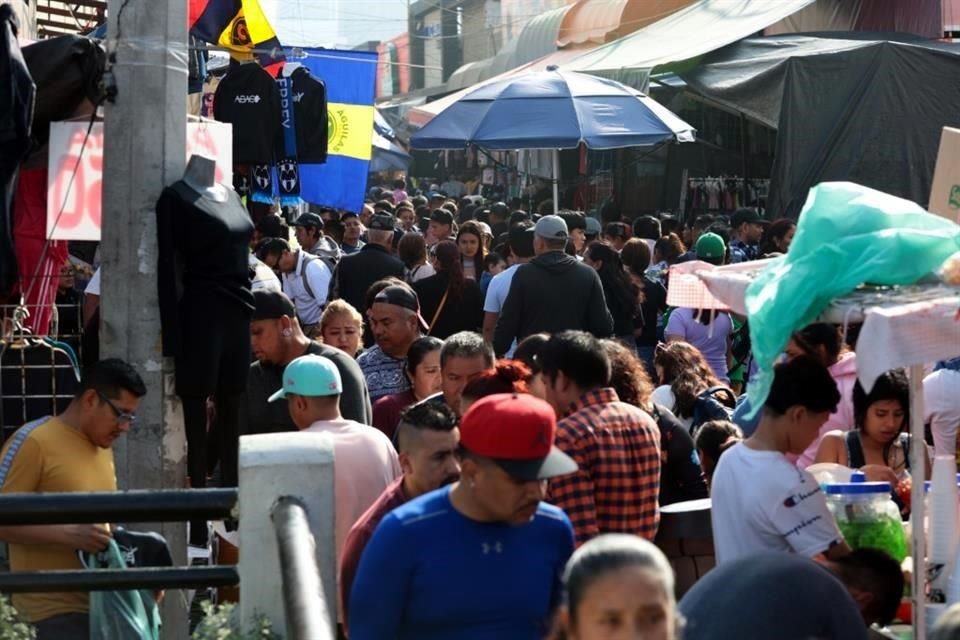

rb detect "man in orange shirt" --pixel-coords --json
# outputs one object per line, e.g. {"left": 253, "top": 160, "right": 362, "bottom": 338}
{"left": 0, "top": 359, "right": 146, "bottom": 639}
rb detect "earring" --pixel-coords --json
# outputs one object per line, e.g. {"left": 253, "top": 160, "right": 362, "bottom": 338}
{"left": 282, "top": 328, "right": 292, "bottom": 337}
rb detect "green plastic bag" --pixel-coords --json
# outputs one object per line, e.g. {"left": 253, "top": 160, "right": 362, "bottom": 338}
{"left": 745, "top": 182, "right": 960, "bottom": 413}
{"left": 81, "top": 539, "right": 160, "bottom": 640}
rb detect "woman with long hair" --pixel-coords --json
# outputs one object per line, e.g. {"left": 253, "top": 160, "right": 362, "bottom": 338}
{"left": 584, "top": 242, "right": 640, "bottom": 346}
{"left": 457, "top": 220, "right": 488, "bottom": 281}
{"left": 816, "top": 368, "right": 930, "bottom": 485}
{"left": 649, "top": 233, "right": 686, "bottom": 284}
{"left": 653, "top": 341, "right": 734, "bottom": 430}
{"left": 664, "top": 302, "right": 734, "bottom": 383}
{"left": 397, "top": 232, "right": 435, "bottom": 284}
{"left": 621, "top": 238, "right": 667, "bottom": 375}
{"left": 412, "top": 240, "right": 483, "bottom": 339}
{"left": 759, "top": 217, "right": 796, "bottom": 257}
{"left": 371, "top": 336, "right": 443, "bottom": 438}
{"left": 602, "top": 340, "right": 708, "bottom": 505}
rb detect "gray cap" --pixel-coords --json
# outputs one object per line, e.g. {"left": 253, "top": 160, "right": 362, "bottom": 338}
{"left": 534, "top": 215, "right": 569, "bottom": 240}
{"left": 585, "top": 217, "right": 602, "bottom": 236}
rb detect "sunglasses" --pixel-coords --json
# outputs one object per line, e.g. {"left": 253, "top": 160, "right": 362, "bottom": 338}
{"left": 97, "top": 391, "right": 137, "bottom": 424}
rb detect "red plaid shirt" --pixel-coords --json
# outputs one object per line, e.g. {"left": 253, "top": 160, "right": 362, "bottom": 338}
{"left": 548, "top": 388, "right": 661, "bottom": 546}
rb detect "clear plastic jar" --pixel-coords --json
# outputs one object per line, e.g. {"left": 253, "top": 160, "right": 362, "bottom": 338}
{"left": 824, "top": 471, "right": 908, "bottom": 562}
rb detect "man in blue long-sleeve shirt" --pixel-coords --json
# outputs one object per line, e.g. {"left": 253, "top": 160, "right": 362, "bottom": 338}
{"left": 348, "top": 393, "right": 578, "bottom": 639}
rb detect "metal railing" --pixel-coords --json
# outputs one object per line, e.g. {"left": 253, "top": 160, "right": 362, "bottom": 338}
{"left": 0, "top": 487, "right": 333, "bottom": 640}
{"left": 271, "top": 496, "right": 332, "bottom": 640}
{"left": 0, "top": 488, "right": 238, "bottom": 593}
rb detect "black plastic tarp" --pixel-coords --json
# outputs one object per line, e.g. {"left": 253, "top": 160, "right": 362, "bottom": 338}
{"left": 679, "top": 34, "right": 960, "bottom": 218}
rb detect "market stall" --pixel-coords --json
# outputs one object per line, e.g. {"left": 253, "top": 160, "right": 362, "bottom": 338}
{"left": 668, "top": 182, "right": 960, "bottom": 638}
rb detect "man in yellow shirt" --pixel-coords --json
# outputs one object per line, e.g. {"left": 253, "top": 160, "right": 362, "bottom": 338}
{"left": 0, "top": 358, "right": 146, "bottom": 639}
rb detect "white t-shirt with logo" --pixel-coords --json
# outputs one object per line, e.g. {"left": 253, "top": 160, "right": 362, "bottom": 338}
{"left": 710, "top": 443, "right": 842, "bottom": 565}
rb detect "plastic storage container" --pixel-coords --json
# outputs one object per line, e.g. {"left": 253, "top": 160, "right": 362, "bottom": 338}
{"left": 824, "top": 471, "right": 908, "bottom": 562}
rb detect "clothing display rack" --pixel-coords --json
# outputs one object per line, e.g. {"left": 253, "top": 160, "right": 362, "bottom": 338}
{"left": 686, "top": 176, "right": 769, "bottom": 213}
{"left": 0, "top": 304, "right": 81, "bottom": 444}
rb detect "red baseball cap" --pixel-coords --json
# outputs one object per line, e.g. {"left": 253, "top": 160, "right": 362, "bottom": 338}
{"left": 459, "top": 393, "right": 578, "bottom": 481}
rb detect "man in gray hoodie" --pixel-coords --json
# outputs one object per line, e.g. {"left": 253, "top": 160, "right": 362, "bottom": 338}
{"left": 493, "top": 215, "right": 613, "bottom": 356}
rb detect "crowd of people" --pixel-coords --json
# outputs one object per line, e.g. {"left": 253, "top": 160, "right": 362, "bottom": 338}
{"left": 5, "top": 178, "right": 960, "bottom": 640}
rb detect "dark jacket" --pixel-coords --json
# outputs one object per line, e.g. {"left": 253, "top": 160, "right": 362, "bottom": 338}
{"left": 241, "top": 341, "right": 373, "bottom": 435}
{"left": 413, "top": 272, "right": 483, "bottom": 340}
{"left": 493, "top": 251, "right": 614, "bottom": 355}
{"left": 332, "top": 243, "right": 405, "bottom": 316}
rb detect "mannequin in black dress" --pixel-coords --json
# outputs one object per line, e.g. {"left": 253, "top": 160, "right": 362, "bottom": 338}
{"left": 157, "top": 155, "right": 254, "bottom": 545}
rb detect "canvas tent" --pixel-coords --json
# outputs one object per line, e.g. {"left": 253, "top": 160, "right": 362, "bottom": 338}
{"left": 678, "top": 34, "right": 960, "bottom": 218}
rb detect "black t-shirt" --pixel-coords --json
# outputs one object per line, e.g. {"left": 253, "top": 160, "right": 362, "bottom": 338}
{"left": 214, "top": 63, "right": 282, "bottom": 164}
{"left": 290, "top": 67, "right": 328, "bottom": 163}
{"left": 635, "top": 275, "right": 667, "bottom": 347}
{"left": 650, "top": 403, "right": 709, "bottom": 506}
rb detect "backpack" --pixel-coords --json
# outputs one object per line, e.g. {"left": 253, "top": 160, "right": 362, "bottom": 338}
{"left": 298, "top": 251, "right": 335, "bottom": 303}
{"left": 690, "top": 386, "right": 736, "bottom": 437}
{"left": 311, "top": 237, "right": 342, "bottom": 274}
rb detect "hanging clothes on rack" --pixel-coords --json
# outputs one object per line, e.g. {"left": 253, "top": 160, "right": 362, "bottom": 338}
{"left": 1, "top": 336, "right": 79, "bottom": 443}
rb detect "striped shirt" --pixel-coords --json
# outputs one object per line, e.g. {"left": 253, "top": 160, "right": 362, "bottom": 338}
{"left": 548, "top": 388, "right": 661, "bottom": 545}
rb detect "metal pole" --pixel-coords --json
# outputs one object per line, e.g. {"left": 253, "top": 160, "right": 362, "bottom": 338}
{"left": 910, "top": 364, "right": 927, "bottom": 639}
{"left": 271, "top": 496, "right": 334, "bottom": 640}
{"left": 102, "top": 0, "right": 188, "bottom": 633}
{"left": 552, "top": 149, "right": 560, "bottom": 214}
{"left": 0, "top": 488, "right": 237, "bottom": 525}
{"left": 0, "top": 567, "right": 238, "bottom": 592}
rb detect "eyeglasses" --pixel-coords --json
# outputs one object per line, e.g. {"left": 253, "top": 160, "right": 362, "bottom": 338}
{"left": 97, "top": 391, "right": 137, "bottom": 424}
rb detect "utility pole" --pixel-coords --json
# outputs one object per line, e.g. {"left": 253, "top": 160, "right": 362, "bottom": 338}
{"left": 101, "top": 0, "right": 188, "bottom": 635}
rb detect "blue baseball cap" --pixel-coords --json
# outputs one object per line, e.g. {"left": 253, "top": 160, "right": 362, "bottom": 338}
{"left": 268, "top": 355, "right": 343, "bottom": 402}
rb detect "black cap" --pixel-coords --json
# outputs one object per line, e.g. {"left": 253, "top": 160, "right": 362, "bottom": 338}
{"left": 373, "top": 285, "right": 429, "bottom": 330}
{"left": 368, "top": 212, "right": 396, "bottom": 231}
{"left": 731, "top": 208, "right": 764, "bottom": 228}
{"left": 293, "top": 212, "right": 324, "bottom": 229}
{"left": 252, "top": 290, "right": 296, "bottom": 321}
{"left": 430, "top": 209, "right": 454, "bottom": 225}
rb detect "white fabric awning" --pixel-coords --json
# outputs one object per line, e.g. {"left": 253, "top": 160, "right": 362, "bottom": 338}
{"left": 563, "top": 0, "right": 818, "bottom": 75}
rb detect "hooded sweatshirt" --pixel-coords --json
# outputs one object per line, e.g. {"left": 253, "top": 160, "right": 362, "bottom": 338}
{"left": 493, "top": 251, "right": 614, "bottom": 356}
{"left": 797, "top": 352, "right": 858, "bottom": 468}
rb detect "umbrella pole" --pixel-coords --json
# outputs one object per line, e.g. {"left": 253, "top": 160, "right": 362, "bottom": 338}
{"left": 910, "top": 363, "right": 926, "bottom": 637}
{"left": 552, "top": 149, "right": 560, "bottom": 214}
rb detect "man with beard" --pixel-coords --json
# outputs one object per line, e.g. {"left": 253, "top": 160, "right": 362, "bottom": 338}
{"left": 349, "top": 393, "right": 577, "bottom": 639}
{"left": 339, "top": 401, "right": 461, "bottom": 627}
{"left": 242, "top": 290, "right": 372, "bottom": 435}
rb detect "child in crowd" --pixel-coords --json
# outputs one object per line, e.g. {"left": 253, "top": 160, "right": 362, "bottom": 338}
{"left": 479, "top": 252, "right": 506, "bottom": 298}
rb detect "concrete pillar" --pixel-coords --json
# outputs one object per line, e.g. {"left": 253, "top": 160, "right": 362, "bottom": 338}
{"left": 238, "top": 433, "right": 336, "bottom": 636}
{"left": 101, "top": 0, "right": 188, "bottom": 634}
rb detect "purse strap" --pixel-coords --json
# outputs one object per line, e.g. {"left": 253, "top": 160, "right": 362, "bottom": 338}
{"left": 428, "top": 288, "right": 450, "bottom": 335}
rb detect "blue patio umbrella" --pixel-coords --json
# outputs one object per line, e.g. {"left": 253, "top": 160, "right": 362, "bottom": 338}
{"left": 410, "top": 66, "right": 695, "bottom": 210}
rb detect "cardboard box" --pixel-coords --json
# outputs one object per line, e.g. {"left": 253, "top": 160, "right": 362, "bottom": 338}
{"left": 929, "top": 126, "right": 960, "bottom": 223}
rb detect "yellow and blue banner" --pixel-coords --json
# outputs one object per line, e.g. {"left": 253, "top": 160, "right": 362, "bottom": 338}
{"left": 189, "top": 0, "right": 284, "bottom": 74}
{"left": 299, "top": 48, "right": 377, "bottom": 213}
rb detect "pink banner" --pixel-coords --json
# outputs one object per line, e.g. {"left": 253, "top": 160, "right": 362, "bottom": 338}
{"left": 46, "top": 121, "right": 233, "bottom": 241}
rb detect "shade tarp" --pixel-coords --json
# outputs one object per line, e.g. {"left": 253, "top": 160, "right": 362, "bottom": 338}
{"left": 679, "top": 34, "right": 960, "bottom": 217}
{"left": 562, "top": 0, "right": 817, "bottom": 84}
